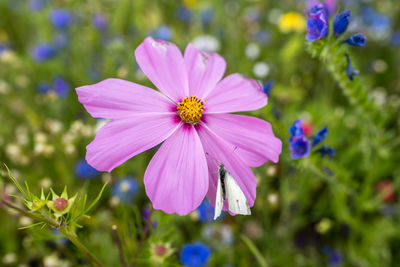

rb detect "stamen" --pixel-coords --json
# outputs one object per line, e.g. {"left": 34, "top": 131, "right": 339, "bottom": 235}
{"left": 177, "top": 95, "right": 205, "bottom": 124}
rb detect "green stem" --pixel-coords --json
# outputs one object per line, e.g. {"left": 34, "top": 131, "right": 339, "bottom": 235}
{"left": 307, "top": 41, "right": 383, "bottom": 126}
{"left": 240, "top": 235, "right": 268, "bottom": 267}
{"left": 2, "top": 200, "right": 103, "bottom": 267}
{"left": 129, "top": 206, "right": 154, "bottom": 267}
{"left": 60, "top": 228, "right": 104, "bottom": 267}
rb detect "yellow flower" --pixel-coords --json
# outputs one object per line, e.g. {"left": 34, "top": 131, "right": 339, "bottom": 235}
{"left": 278, "top": 12, "right": 306, "bottom": 33}
{"left": 183, "top": 0, "right": 196, "bottom": 8}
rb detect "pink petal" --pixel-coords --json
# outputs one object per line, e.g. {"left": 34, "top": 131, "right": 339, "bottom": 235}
{"left": 204, "top": 74, "right": 267, "bottom": 113}
{"left": 184, "top": 43, "right": 226, "bottom": 98}
{"left": 196, "top": 123, "right": 257, "bottom": 211}
{"left": 203, "top": 114, "right": 282, "bottom": 167}
{"left": 86, "top": 114, "right": 180, "bottom": 172}
{"left": 144, "top": 124, "right": 208, "bottom": 215}
{"left": 76, "top": 78, "right": 175, "bottom": 119}
{"left": 135, "top": 37, "right": 189, "bottom": 102}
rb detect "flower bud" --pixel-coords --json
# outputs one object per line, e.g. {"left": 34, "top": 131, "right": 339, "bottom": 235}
{"left": 54, "top": 197, "right": 68, "bottom": 211}
{"left": 333, "top": 10, "right": 351, "bottom": 35}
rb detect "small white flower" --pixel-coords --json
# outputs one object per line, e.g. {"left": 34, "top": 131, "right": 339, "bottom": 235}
{"left": 253, "top": 62, "right": 270, "bottom": 78}
{"left": 192, "top": 35, "right": 221, "bottom": 53}
{"left": 245, "top": 43, "right": 260, "bottom": 59}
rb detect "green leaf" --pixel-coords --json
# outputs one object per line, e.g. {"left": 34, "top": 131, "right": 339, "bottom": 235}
{"left": 18, "top": 221, "right": 45, "bottom": 230}
{"left": 84, "top": 182, "right": 108, "bottom": 214}
{"left": 3, "top": 164, "right": 29, "bottom": 200}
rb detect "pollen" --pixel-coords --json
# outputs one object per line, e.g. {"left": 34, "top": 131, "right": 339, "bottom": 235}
{"left": 177, "top": 95, "right": 205, "bottom": 124}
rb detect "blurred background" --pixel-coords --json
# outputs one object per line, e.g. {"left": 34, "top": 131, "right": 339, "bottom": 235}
{"left": 1, "top": 0, "right": 400, "bottom": 266}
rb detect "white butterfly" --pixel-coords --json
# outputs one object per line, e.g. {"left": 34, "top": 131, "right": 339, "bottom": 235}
{"left": 214, "top": 163, "right": 251, "bottom": 220}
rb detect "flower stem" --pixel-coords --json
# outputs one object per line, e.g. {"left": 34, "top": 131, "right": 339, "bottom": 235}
{"left": 60, "top": 227, "right": 104, "bottom": 267}
{"left": 129, "top": 205, "right": 154, "bottom": 267}
{"left": 2, "top": 200, "right": 104, "bottom": 267}
{"left": 307, "top": 41, "right": 384, "bottom": 126}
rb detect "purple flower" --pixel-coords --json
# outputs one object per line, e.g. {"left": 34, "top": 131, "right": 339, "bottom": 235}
{"left": 289, "top": 119, "right": 304, "bottom": 138}
{"left": 306, "top": 4, "right": 329, "bottom": 41}
{"left": 53, "top": 77, "right": 70, "bottom": 97}
{"left": 289, "top": 120, "right": 311, "bottom": 159}
{"left": 50, "top": 9, "right": 72, "bottom": 30}
{"left": 333, "top": 10, "right": 350, "bottom": 35}
{"left": 344, "top": 33, "right": 367, "bottom": 47}
{"left": 31, "top": 43, "right": 57, "bottom": 62}
{"left": 345, "top": 54, "right": 360, "bottom": 81}
{"left": 92, "top": 14, "right": 108, "bottom": 31}
{"left": 307, "top": 0, "right": 336, "bottom": 17}
{"left": 312, "top": 127, "right": 328, "bottom": 146}
{"left": 290, "top": 136, "right": 311, "bottom": 159}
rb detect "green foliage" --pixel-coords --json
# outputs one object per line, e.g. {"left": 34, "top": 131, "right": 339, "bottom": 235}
{"left": 0, "top": 0, "right": 399, "bottom": 266}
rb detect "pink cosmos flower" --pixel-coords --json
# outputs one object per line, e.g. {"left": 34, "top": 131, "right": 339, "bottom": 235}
{"left": 76, "top": 37, "right": 282, "bottom": 215}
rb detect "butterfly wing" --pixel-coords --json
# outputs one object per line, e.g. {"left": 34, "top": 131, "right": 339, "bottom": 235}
{"left": 225, "top": 172, "right": 251, "bottom": 216}
{"left": 214, "top": 171, "right": 224, "bottom": 220}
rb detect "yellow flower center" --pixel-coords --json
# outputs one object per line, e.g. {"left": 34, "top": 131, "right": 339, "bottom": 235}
{"left": 177, "top": 95, "right": 205, "bottom": 124}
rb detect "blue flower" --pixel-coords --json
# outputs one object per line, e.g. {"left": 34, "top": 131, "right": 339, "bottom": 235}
{"left": 317, "top": 146, "right": 336, "bottom": 157}
{"left": 344, "top": 33, "right": 366, "bottom": 47}
{"left": 53, "top": 77, "right": 70, "bottom": 97}
{"left": 177, "top": 6, "right": 192, "bottom": 23}
{"left": 92, "top": 14, "right": 108, "bottom": 31}
{"left": 180, "top": 242, "right": 211, "bottom": 267}
{"left": 37, "top": 82, "right": 51, "bottom": 94}
{"left": 112, "top": 177, "right": 139, "bottom": 204}
{"left": 28, "top": 0, "right": 46, "bottom": 11}
{"left": 152, "top": 25, "right": 172, "bottom": 41}
{"left": 31, "top": 43, "right": 57, "bottom": 62}
{"left": 391, "top": 32, "right": 400, "bottom": 47}
{"left": 50, "top": 9, "right": 72, "bottom": 30}
{"left": 0, "top": 44, "right": 9, "bottom": 55}
{"left": 75, "top": 159, "right": 100, "bottom": 179}
{"left": 53, "top": 33, "right": 69, "bottom": 49}
{"left": 306, "top": 4, "right": 329, "bottom": 41}
{"left": 290, "top": 136, "right": 311, "bottom": 160}
{"left": 201, "top": 8, "right": 214, "bottom": 28}
{"left": 333, "top": 10, "right": 350, "bottom": 35}
{"left": 328, "top": 250, "right": 343, "bottom": 266}
{"left": 345, "top": 54, "right": 359, "bottom": 81}
{"left": 197, "top": 200, "right": 215, "bottom": 222}
{"left": 312, "top": 127, "right": 328, "bottom": 146}
{"left": 289, "top": 119, "right": 304, "bottom": 139}
{"left": 256, "top": 30, "right": 271, "bottom": 45}
{"left": 361, "top": 7, "right": 391, "bottom": 38}
{"left": 262, "top": 80, "right": 274, "bottom": 96}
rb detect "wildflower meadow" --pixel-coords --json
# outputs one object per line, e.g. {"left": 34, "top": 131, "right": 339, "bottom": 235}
{"left": 1, "top": 0, "right": 400, "bottom": 266}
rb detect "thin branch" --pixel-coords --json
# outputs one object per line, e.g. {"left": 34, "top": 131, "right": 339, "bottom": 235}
{"left": 129, "top": 206, "right": 154, "bottom": 267}
{"left": 112, "top": 224, "right": 127, "bottom": 267}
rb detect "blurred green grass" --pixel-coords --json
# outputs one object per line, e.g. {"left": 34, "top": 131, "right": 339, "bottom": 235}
{"left": 0, "top": 0, "right": 400, "bottom": 266}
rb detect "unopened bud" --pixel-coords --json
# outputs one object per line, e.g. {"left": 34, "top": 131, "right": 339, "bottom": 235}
{"left": 54, "top": 198, "right": 68, "bottom": 211}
